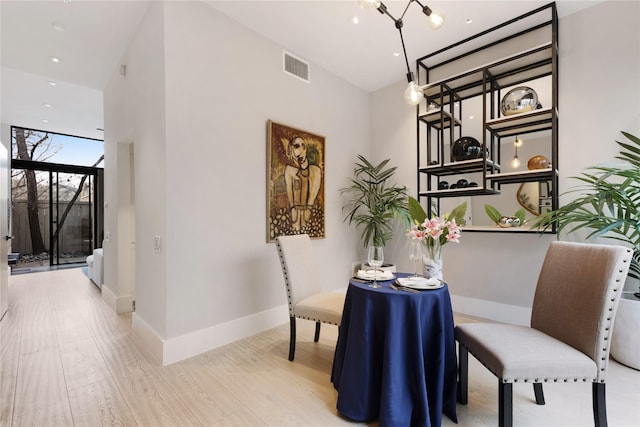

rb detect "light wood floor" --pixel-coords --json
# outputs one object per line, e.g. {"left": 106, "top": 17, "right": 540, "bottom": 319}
{"left": 1, "top": 269, "right": 639, "bottom": 427}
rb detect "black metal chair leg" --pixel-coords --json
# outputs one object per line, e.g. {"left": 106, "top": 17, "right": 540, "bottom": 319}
{"left": 458, "top": 345, "right": 468, "bottom": 404}
{"left": 499, "top": 382, "right": 513, "bottom": 427}
{"left": 533, "top": 383, "right": 545, "bottom": 405}
{"left": 288, "top": 317, "right": 296, "bottom": 361}
{"left": 592, "top": 382, "right": 607, "bottom": 427}
{"left": 314, "top": 321, "right": 321, "bottom": 342}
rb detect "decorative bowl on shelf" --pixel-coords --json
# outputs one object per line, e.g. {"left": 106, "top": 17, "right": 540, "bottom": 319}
{"left": 451, "top": 136, "right": 484, "bottom": 162}
{"left": 427, "top": 101, "right": 440, "bottom": 112}
{"left": 527, "top": 155, "right": 550, "bottom": 170}
{"left": 498, "top": 216, "right": 521, "bottom": 228}
{"left": 501, "top": 86, "right": 538, "bottom": 116}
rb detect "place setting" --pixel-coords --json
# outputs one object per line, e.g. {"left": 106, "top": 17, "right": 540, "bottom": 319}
{"left": 395, "top": 276, "right": 444, "bottom": 290}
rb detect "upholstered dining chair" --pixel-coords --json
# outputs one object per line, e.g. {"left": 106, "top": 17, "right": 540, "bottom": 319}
{"left": 455, "top": 241, "right": 632, "bottom": 427}
{"left": 275, "top": 234, "right": 345, "bottom": 361}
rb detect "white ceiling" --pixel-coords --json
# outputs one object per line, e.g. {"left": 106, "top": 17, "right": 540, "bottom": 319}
{"left": 0, "top": 0, "right": 603, "bottom": 141}
{"left": 1, "top": 0, "right": 153, "bottom": 140}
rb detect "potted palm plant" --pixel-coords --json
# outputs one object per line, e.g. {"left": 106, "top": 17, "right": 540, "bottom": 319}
{"left": 533, "top": 131, "right": 639, "bottom": 369}
{"left": 340, "top": 155, "right": 411, "bottom": 268}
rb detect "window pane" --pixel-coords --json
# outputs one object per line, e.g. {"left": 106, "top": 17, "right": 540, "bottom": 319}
{"left": 11, "top": 127, "right": 103, "bottom": 167}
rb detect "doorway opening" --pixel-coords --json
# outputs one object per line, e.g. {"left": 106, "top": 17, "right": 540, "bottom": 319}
{"left": 10, "top": 126, "right": 104, "bottom": 273}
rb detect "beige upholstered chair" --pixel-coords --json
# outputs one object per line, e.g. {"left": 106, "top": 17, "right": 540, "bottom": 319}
{"left": 275, "top": 234, "right": 345, "bottom": 361}
{"left": 455, "top": 241, "right": 632, "bottom": 427}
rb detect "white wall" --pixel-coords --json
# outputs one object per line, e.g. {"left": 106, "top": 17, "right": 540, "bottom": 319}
{"left": 103, "top": 0, "right": 639, "bottom": 362}
{"left": 104, "top": 2, "right": 168, "bottom": 337}
{"left": 371, "top": 0, "right": 640, "bottom": 323}
{"left": 105, "top": 1, "right": 370, "bottom": 364}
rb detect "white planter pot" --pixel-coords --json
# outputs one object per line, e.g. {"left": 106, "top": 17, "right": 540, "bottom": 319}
{"left": 611, "top": 293, "right": 640, "bottom": 370}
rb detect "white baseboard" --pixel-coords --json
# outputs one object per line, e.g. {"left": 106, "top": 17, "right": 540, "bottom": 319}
{"left": 131, "top": 304, "right": 289, "bottom": 366}
{"left": 130, "top": 295, "right": 529, "bottom": 366}
{"left": 101, "top": 284, "right": 134, "bottom": 314}
{"left": 132, "top": 313, "right": 164, "bottom": 364}
{"left": 451, "top": 294, "right": 531, "bottom": 326}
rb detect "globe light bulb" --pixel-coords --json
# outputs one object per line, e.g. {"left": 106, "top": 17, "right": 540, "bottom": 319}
{"left": 358, "top": 0, "right": 381, "bottom": 10}
{"left": 404, "top": 82, "right": 424, "bottom": 106}
{"left": 511, "top": 155, "right": 521, "bottom": 168}
{"left": 427, "top": 12, "right": 445, "bottom": 30}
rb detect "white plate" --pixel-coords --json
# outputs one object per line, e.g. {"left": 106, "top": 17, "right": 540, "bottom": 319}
{"left": 356, "top": 269, "right": 395, "bottom": 281}
{"left": 396, "top": 277, "right": 444, "bottom": 289}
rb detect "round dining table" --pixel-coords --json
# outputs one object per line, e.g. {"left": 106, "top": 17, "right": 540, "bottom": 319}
{"left": 330, "top": 273, "right": 458, "bottom": 427}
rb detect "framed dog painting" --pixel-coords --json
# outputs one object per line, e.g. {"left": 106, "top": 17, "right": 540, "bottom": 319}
{"left": 267, "top": 120, "right": 325, "bottom": 242}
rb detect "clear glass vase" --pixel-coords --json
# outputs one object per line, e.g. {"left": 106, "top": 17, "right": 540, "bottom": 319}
{"left": 423, "top": 244, "right": 443, "bottom": 280}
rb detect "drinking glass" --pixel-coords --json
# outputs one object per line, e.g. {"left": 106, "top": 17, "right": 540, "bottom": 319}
{"left": 409, "top": 240, "right": 423, "bottom": 278}
{"left": 367, "top": 245, "right": 384, "bottom": 288}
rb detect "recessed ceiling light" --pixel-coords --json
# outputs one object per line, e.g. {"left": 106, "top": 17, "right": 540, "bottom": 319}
{"left": 52, "top": 21, "right": 66, "bottom": 32}
{"left": 393, "top": 52, "right": 400, "bottom": 57}
{"left": 469, "top": 115, "right": 474, "bottom": 120}
{"left": 43, "top": 103, "right": 52, "bottom": 108}
{"left": 43, "top": 119, "right": 49, "bottom": 123}
{"left": 350, "top": 16, "right": 360, "bottom": 25}
{"left": 465, "top": 18, "right": 473, "bottom": 24}
{"left": 49, "top": 56, "right": 61, "bottom": 63}
{"left": 48, "top": 81, "right": 57, "bottom": 86}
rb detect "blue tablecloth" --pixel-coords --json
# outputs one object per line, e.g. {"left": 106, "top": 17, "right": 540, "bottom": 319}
{"left": 331, "top": 274, "right": 458, "bottom": 427}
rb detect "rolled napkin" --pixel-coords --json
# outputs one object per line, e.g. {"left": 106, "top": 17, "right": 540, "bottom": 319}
{"left": 356, "top": 269, "right": 395, "bottom": 281}
{"left": 396, "top": 277, "right": 442, "bottom": 289}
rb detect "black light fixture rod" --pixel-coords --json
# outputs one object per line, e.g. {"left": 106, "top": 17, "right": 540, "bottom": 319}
{"left": 399, "top": 0, "right": 414, "bottom": 21}
{"left": 415, "top": 0, "right": 432, "bottom": 17}
{"left": 374, "top": 0, "right": 438, "bottom": 85}
{"left": 397, "top": 26, "right": 413, "bottom": 81}
{"left": 377, "top": 2, "right": 398, "bottom": 23}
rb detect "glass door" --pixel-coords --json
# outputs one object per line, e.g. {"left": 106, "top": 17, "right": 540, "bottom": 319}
{"left": 10, "top": 167, "right": 98, "bottom": 270}
{"left": 10, "top": 127, "right": 103, "bottom": 272}
{"left": 51, "top": 172, "right": 94, "bottom": 266}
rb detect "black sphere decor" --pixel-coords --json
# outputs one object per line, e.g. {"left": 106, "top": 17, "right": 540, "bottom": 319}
{"left": 451, "top": 136, "right": 483, "bottom": 162}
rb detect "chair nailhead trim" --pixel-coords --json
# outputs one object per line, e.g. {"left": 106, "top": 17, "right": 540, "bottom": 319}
{"left": 503, "top": 376, "right": 595, "bottom": 383}
{"left": 296, "top": 315, "right": 339, "bottom": 326}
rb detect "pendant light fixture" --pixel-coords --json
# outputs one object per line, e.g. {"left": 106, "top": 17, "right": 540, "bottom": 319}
{"left": 511, "top": 136, "right": 523, "bottom": 168}
{"left": 358, "top": 0, "right": 445, "bottom": 106}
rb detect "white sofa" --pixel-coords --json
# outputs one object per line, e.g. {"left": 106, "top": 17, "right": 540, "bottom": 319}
{"left": 86, "top": 248, "right": 103, "bottom": 286}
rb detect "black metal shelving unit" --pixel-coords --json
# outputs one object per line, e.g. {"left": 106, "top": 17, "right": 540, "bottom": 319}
{"left": 415, "top": 2, "right": 559, "bottom": 232}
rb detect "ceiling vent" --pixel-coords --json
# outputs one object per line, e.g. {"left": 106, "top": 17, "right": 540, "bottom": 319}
{"left": 283, "top": 51, "right": 310, "bottom": 83}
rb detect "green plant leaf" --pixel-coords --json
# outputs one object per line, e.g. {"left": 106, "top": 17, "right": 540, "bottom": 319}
{"left": 448, "top": 201, "right": 468, "bottom": 225}
{"left": 514, "top": 208, "right": 526, "bottom": 224}
{"left": 532, "top": 131, "right": 640, "bottom": 283}
{"left": 340, "top": 155, "right": 410, "bottom": 248}
{"left": 484, "top": 204, "right": 502, "bottom": 224}
{"left": 408, "top": 196, "right": 427, "bottom": 224}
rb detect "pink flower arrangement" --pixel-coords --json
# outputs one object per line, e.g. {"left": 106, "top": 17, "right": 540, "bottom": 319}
{"left": 406, "top": 197, "right": 466, "bottom": 261}
{"left": 407, "top": 215, "right": 462, "bottom": 259}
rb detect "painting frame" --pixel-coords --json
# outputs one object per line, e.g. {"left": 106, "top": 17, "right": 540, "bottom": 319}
{"left": 267, "top": 120, "right": 325, "bottom": 242}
